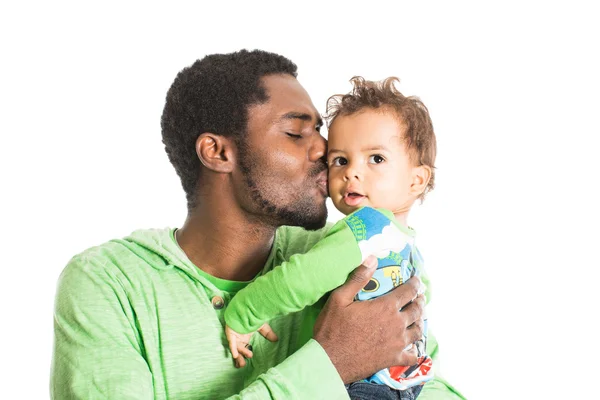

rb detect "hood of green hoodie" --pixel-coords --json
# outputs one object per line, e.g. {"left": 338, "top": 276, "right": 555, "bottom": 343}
{"left": 118, "top": 227, "right": 275, "bottom": 293}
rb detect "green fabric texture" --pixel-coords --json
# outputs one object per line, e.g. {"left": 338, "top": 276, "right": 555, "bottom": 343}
{"left": 224, "top": 219, "right": 362, "bottom": 333}
{"left": 224, "top": 207, "right": 465, "bottom": 399}
{"left": 51, "top": 223, "right": 464, "bottom": 399}
{"left": 224, "top": 207, "right": 419, "bottom": 334}
{"left": 51, "top": 226, "right": 348, "bottom": 399}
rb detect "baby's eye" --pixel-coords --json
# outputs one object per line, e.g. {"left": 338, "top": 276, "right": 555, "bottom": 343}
{"left": 331, "top": 157, "right": 348, "bottom": 166}
{"left": 368, "top": 155, "right": 385, "bottom": 164}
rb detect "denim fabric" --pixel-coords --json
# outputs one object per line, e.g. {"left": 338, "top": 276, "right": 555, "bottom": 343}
{"left": 346, "top": 382, "right": 423, "bottom": 400}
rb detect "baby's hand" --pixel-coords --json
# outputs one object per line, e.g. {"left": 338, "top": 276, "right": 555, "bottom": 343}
{"left": 225, "top": 323, "right": 279, "bottom": 368}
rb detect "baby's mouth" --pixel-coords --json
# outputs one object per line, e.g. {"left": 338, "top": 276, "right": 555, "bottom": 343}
{"left": 343, "top": 192, "right": 366, "bottom": 206}
{"left": 346, "top": 192, "right": 363, "bottom": 198}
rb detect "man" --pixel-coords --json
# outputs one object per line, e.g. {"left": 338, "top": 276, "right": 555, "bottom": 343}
{"left": 51, "top": 49, "right": 462, "bottom": 399}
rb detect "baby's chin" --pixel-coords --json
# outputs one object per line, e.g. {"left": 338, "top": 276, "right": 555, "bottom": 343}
{"left": 333, "top": 200, "right": 365, "bottom": 216}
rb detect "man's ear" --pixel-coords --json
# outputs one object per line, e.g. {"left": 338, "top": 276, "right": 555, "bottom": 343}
{"left": 409, "top": 165, "right": 432, "bottom": 197}
{"left": 196, "top": 133, "right": 235, "bottom": 173}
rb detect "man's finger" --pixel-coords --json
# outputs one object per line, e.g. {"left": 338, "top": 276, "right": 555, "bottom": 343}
{"left": 393, "top": 276, "right": 422, "bottom": 310}
{"left": 333, "top": 256, "right": 378, "bottom": 302}
{"left": 395, "top": 345, "right": 419, "bottom": 366}
{"left": 407, "top": 319, "right": 424, "bottom": 343}
{"left": 400, "top": 295, "right": 425, "bottom": 328}
{"left": 258, "top": 323, "right": 278, "bottom": 342}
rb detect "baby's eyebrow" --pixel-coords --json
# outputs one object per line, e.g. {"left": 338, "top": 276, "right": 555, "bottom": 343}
{"left": 362, "top": 145, "right": 388, "bottom": 151}
{"left": 328, "top": 146, "right": 388, "bottom": 154}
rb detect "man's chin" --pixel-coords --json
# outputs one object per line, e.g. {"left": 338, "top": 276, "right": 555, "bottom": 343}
{"left": 278, "top": 204, "right": 328, "bottom": 231}
{"left": 299, "top": 204, "right": 328, "bottom": 230}
{"left": 302, "top": 212, "right": 328, "bottom": 231}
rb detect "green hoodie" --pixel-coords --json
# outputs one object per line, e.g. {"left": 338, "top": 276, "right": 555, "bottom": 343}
{"left": 51, "top": 226, "right": 463, "bottom": 399}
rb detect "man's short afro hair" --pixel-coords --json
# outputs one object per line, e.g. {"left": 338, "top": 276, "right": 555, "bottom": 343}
{"left": 161, "top": 49, "right": 298, "bottom": 210}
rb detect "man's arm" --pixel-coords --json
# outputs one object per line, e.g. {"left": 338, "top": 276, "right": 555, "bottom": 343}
{"left": 51, "top": 256, "right": 154, "bottom": 399}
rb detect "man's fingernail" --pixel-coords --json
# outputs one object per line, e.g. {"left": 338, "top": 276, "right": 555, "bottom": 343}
{"left": 364, "top": 256, "right": 377, "bottom": 269}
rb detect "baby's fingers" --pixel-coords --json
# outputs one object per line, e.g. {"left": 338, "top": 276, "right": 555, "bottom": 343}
{"left": 234, "top": 354, "right": 246, "bottom": 368}
{"left": 258, "top": 323, "right": 278, "bottom": 342}
{"left": 225, "top": 326, "right": 240, "bottom": 359}
{"left": 234, "top": 344, "right": 253, "bottom": 368}
{"left": 238, "top": 344, "right": 253, "bottom": 359}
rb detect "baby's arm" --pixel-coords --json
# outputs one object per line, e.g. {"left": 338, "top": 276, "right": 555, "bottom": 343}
{"left": 224, "top": 219, "right": 362, "bottom": 335}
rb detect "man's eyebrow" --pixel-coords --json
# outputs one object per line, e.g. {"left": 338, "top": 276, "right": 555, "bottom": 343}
{"left": 279, "top": 112, "right": 323, "bottom": 127}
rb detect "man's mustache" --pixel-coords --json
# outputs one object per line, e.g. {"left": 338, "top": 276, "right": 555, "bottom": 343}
{"left": 308, "top": 159, "right": 328, "bottom": 178}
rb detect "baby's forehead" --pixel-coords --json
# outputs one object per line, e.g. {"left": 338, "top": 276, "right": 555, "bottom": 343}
{"left": 328, "top": 110, "right": 406, "bottom": 142}
{"left": 327, "top": 134, "right": 407, "bottom": 156}
{"left": 330, "top": 108, "right": 406, "bottom": 130}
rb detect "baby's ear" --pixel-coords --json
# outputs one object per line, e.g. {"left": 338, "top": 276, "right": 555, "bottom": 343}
{"left": 409, "top": 165, "right": 432, "bottom": 197}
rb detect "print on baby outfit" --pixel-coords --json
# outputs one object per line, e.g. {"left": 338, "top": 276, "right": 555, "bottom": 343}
{"left": 345, "top": 207, "right": 434, "bottom": 390}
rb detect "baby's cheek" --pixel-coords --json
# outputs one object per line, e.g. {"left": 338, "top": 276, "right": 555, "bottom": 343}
{"left": 374, "top": 181, "right": 401, "bottom": 208}
{"left": 327, "top": 173, "right": 342, "bottom": 190}
{"left": 372, "top": 178, "right": 393, "bottom": 195}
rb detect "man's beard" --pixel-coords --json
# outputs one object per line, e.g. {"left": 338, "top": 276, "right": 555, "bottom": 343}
{"left": 238, "top": 149, "right": 327, "bottom": 230}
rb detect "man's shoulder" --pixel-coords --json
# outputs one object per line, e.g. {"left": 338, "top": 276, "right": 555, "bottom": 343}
{"left": 60, "top": 228, "right": 172, "bottom": 287}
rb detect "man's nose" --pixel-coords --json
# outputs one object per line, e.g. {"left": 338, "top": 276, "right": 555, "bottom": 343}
{"left": 309, "top": 134, "right": 327, "bottom": 162}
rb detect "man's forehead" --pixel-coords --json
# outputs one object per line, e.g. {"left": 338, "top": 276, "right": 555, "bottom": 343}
{"left": 259, "top": 75, "right": 320, "bottom": 122}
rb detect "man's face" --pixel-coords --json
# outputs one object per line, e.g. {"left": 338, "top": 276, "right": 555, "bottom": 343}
{"left": 234, "top": 74, "right": 328, "bottom": 230}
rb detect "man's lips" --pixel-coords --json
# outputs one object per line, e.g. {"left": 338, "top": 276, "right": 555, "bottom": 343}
{"left": 315, "top": 171, "right": 328, "bottom": 196}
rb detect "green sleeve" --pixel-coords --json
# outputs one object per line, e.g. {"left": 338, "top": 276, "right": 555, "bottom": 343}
{"left": 226, "top": 340, "right": 348, "bottom": 400}
{"left": 225, "top": 220, "right": 362, "bottom": 333}
{"left": 51, "top": 256, "right": 154, "bottom": 399}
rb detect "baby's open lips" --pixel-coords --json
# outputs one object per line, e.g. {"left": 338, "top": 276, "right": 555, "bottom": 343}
{"left": 344, "top": 190, "right": 365, "bottom": 198}
{"left": 341, "top": 190, "right": 367, "bottom": 207}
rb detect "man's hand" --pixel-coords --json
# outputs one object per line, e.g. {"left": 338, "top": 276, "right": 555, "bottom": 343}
{"left": 225, "top": 323, "right": 278, "bottom": 368}
{"left": 313, "top": 256, "right": 425, "bottom": 384}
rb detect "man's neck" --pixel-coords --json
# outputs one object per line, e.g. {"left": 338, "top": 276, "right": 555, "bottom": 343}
{"left": 176, "top": 198, "right": 277, "bottom": 282}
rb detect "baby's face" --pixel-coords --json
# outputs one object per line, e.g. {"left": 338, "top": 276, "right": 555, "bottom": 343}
{"left": 327, "top": 109, "right": 417, "bottom": 215}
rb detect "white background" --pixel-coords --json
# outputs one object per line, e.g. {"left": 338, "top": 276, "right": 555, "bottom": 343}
{"left": 1, "top": 1, "right": 598, "bottom": 399}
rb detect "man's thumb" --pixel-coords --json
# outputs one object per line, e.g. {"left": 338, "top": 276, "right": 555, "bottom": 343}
{"left": 337, "top": 255, "right": 378, "bottom": 300}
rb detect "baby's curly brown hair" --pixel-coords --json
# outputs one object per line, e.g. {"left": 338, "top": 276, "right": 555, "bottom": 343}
{"left": 326, "top": 76, "right": 437, "bottom": 200}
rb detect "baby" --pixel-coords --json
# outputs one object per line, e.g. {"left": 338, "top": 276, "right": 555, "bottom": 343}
{"left": 224, "top": 76, "right": 437, "bottom": 399}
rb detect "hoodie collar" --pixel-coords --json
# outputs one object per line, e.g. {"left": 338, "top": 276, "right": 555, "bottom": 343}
{"left": 122, "top": 227, "right": 279, "bottom": 293}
